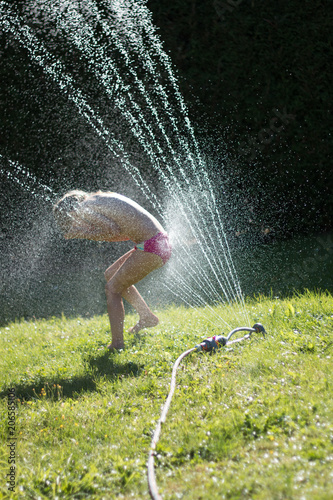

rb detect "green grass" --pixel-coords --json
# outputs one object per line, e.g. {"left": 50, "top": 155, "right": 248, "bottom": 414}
{"left": 1, "top": 290, "right": 333, "bottom": 499}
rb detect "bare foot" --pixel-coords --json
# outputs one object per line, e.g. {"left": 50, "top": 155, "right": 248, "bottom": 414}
{"left": 128, "top": 313, "right": 159, "bottom": 334}
{"left": 107, "top": 343, "right": 124, "bottom": 351}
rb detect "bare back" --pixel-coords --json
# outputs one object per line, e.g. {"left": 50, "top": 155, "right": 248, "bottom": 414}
{"left": 78, "top": 192, "right": 164, "bottom": 243}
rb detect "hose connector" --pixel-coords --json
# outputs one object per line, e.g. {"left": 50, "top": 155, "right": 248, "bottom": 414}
{"left": 195, "top": 334, "right": 227, "bottom": 352}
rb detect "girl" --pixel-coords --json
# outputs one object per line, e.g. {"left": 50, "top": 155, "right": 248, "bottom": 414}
{"left": 53, "top": 190, "right": 171, "bottom": 350}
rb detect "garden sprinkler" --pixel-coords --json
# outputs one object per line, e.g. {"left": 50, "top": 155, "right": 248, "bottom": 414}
{"left": 148, "top": 322, "right": 268, "bottom": 500}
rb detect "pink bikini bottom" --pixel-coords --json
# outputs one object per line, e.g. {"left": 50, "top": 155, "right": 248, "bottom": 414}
{"left": 134, "top": 232, "right": 172, "bottom": 265}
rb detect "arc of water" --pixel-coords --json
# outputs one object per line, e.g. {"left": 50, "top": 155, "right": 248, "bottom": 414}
{"left": 0, "top": 6, "right": 226, "bottom": 323}
{"left": 35, "top": 0, "right": 248, "bottom": 323}
{"left": 25, "top": 0, "right": 243, "bottom": 317}
{"left": 46, "top": 4, "right": 238, "bottom": 312}
{"left": 0, "top": 155, "right": 56, "bottom": 202}
{"left": 54, "top": 2, "right": 242, "bottom": 308}
{"left": 1, "top": 1, "right": 249, "bottom": 325}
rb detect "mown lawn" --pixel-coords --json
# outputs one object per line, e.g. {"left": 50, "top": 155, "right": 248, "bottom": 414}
{"left": 0, "top": 291, "right": 332, "bottom": 499}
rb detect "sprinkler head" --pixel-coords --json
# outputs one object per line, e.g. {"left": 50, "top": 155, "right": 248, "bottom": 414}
{"left": 252, "top": 323, "right": 266, "bottom": 337}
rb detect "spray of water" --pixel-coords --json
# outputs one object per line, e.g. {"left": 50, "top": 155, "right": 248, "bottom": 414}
{"left": 0, "top": 154, "right": 56, "bottom": 202}
{"left": 0, "top": 0, "right": 250, "bottom": 328}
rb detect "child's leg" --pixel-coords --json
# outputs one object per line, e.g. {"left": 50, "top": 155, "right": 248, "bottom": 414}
{"left": 104, "top": 251, "right": 134, "bottom": 349}
{"left": 122, "top": 286, "right": 159, "bottom": 333}
{"left": 104, "top": 249, "right": 135, "bottom": 282}
{"left": 105, "top": 250, "right": 162, "bottom": 349}
{"left": 105, "top": 249, "right": 158, "bottom": 337}
{"left": 105, "top": 288, "right": 125, "bottom": 349}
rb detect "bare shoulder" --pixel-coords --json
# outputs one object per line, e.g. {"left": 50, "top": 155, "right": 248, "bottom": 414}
{"left": 85, "top": 192, "right": 144, "bottom": 210}
{"left": 82, "top": 192, "right": 118, "bottom": 208}
{"left": 80, "top": 192, "right": 142, "bottom": 219}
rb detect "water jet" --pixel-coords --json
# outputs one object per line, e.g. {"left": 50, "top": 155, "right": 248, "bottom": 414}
{"left": 0, "top": 0, "right": 249, "bottom": 328}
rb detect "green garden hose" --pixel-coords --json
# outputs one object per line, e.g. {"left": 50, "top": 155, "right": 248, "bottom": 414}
{"left": 147, "top": 323, "right": 266, "bottom": 500}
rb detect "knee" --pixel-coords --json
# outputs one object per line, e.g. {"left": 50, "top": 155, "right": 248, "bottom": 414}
{"left": 105, "top": 280, "right": 121, "bottom": 296}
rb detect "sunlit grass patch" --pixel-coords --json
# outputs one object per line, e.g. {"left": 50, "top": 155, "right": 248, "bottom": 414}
{"left": 0, "top": 290, "right": 332, "bottom": 498}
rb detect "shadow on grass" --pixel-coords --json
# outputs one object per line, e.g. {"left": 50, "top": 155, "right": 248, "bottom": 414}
{"left": 83, "top": 351, "right": 143, "bottom": 379}
{"left": 0, "top": 352, "right": 144, "bottom": 401}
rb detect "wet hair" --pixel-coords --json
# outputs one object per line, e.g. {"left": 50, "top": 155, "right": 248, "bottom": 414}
{"left": 53, "top": 190, "right": 88, "bottom": 233}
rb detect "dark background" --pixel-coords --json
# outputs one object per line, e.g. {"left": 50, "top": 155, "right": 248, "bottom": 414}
{"left": 146, "top": 0, "right": 332, "bottom": 238}
{"left": 0, "top": 0, "right": 332, "bottom": 323}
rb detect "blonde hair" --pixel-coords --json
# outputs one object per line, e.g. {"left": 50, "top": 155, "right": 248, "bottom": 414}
{"left": 53, "top": 190, "right": 89, "bottom": 232}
